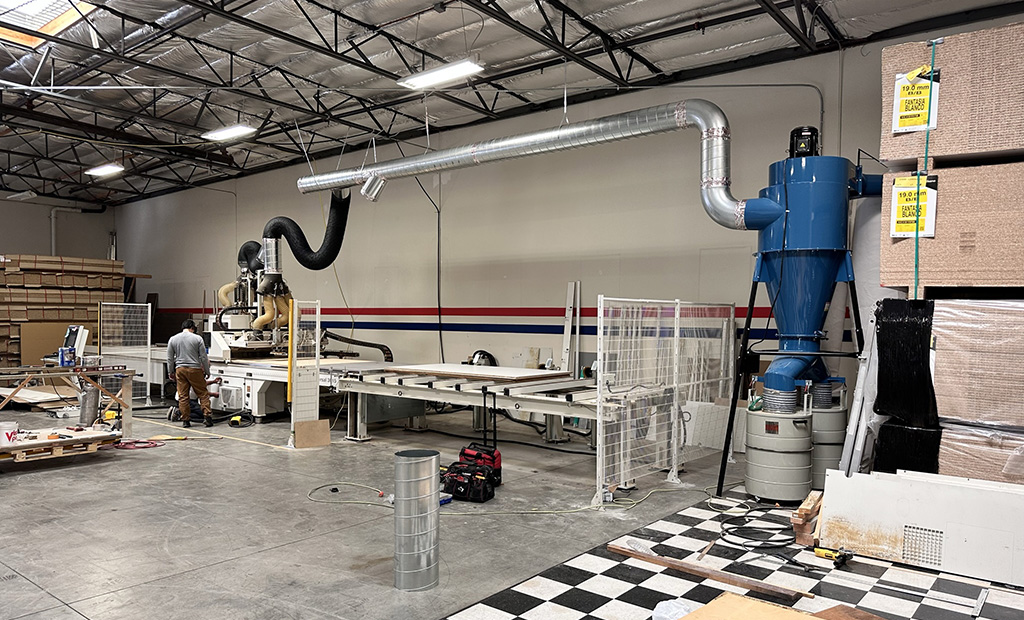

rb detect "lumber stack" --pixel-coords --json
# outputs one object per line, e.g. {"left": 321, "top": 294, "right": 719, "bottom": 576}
{"left": 878, "top": 22, "right": 1024, "bottom": 296}
{"left": 0, "top": 254, "right": 124, "bottom": 368}
{"left": 790, "top": 490, "right": 822, "bottom": 547}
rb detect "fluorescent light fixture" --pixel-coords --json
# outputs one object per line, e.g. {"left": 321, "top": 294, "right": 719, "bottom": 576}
{"left": 201, "top": 124, "right": 257, "bottom": 141}
{"left": 84, "top": 163, "right": 123, "bottom": 177}
{"left": 396, "top": 59, "right": 483, "bottom": 90}
{"left": 6, "top": 190, "right": 38, "bottom": 201}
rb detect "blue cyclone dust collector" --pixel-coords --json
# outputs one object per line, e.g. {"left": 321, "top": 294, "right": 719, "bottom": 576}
{"left": 292, "top": 100, "right": 882, "bottom": 503}
{"left": 721, "top": 127, "right": 882, "bottom": 502}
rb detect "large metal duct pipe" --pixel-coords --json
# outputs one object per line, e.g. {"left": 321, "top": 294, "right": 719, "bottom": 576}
{"left": 394, "top": 449, "right": 440, "bottom": 591}
{"left": 296, "top": 100, "right": 782, "bottom": 231}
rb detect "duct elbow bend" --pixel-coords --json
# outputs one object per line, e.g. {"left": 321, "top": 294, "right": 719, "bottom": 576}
{"left": 763, "top": 355, "right": 829, "bottom": 392}
{"left": 262, "top": 189, "right": 351, "bottom": 270}
{"left": 700, "top": 188, "right": 782, "bottom": 231}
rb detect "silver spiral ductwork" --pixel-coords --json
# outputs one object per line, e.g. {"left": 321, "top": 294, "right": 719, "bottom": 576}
{"left": 811, "top": 382, "right": 834, "bottom": 409}
{"left": 394, "top": 449, "right": 440, "bottom": 592}
{"left": 296, "top": 99, "right": 754, "bottom": 230}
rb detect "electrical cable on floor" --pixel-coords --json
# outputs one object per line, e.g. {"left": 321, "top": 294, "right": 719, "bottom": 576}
{"left": 306, "top": 482, "right": 688, "bottom": 516}
{"left": 719, "top": 509, "right": 796, "bottom": 550}
{"left": 307, "top": 481, "right": 392, "bottom": 508}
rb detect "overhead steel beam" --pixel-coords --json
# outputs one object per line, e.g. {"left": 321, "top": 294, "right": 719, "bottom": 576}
{"left": 0, "top": 103, "right": 237, "bottom": 169}
{"left": 807, "top": 1, "right": 846, "bottom": 44}
{"left": 94, "top": 5, "right": 413, "bottom": 138}
{"left": 541, "top": 0, "right": 662, "bottom": 76}
{"left": 303, "top": 0, "right": 532, "bottom": 107}
{"left": 753, "top": 0, "right": 816, "bottom": 51}
{"left": 175, "top": 0, "right": 499, "bottom": 119}
{"left": 0, "top": 14, "right": 387, "bottom": 143}
{"left": 462, "top": 0, "right": 628, "bottom": 86}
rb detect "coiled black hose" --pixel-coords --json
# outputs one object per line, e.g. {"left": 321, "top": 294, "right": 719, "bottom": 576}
{"left": 237, "top": 240, "right": 263, "bottom": 271}
{"left": 262, "top": 189, "right": 350, "bottom": 270}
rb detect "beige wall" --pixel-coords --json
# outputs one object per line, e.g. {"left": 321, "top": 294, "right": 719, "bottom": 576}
{"left": 0, "top": 199, "right": 114, "bottom": 259}
{"left": 116, "top": 15, "right": 1016, "bottom": 366}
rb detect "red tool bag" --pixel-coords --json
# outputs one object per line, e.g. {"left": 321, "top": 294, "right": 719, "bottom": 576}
{"left": 440, "top": 461, "right": 495, "bottom": 503}
{"left": 459, "top": 442, "right": 502, "bottom": 486}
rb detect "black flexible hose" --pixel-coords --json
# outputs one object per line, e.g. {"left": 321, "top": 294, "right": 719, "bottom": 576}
{"left": 237, "top": 240, "right": 263, "bottom": 271}
{"left": 262, "top": 190, "right": 350, "bottom": 270}
{"left": 217, "top": 305, "right": 258, "bottom": 330}
{"left": 322, "top": 329, "right": 393, "bottom": 362}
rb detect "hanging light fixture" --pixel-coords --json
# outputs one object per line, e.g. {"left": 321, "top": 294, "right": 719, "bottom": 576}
{"left": 396, "top": 59, "right": 483, "bottom": 90}
{"left": 84, "top": 163, "right": 124, "bottom": 177}
{"left": 201, "top": 124, "right": 257, "bottom": 141}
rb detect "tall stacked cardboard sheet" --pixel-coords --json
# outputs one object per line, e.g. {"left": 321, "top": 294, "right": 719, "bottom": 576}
{"left": 879, "top": 163, "right": 1024, "bottom": 291}
{"left": 0, "top": 254, "right": 124, "bottom": 368}
{"left": 878, "top": 23, "right": 1024, "bottom": 294}
{"left": 879, "top": 22, "right": 1024, "bottom": 163}
{"left": 932, "top": 300, "right": 1024, "bottom": 484}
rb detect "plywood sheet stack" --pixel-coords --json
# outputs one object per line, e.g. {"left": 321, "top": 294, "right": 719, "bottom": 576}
{"left": 0, "top": 254, "right": 123, "bottom": 368}
{"left": 931, "top": 300, "right": 1024, "bottom": 485}
{"left": 878, "top": 22, "right": 1024, "bottom": 296}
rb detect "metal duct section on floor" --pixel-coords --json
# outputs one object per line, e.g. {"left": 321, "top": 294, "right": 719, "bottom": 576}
{"left": 394, "top": 449, "right": 440, "bottom": 591}
{"left": 295, "top": 99, "right": 782, "bottom": 231}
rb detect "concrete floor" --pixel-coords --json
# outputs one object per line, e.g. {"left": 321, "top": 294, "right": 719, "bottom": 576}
{"left": 0, "top": 405, "right": 741, "bottom": 620}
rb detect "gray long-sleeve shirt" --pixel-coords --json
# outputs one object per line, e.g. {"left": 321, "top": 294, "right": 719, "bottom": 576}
{"left": 167, "top": 330, "right": 210, "bottom": 375}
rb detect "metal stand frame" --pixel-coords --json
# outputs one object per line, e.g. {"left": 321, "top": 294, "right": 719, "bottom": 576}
{"left": 714, "top": 278, "right": 866, "bottom": 496}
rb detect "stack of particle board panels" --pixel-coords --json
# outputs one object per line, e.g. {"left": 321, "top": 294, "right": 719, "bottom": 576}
{"left": 931, "top": 300, "right": 1024, "bottom": 485}
{"left": 0, "top": 254, "right": 124, "bottom": 368}
{"left": 878, "top": 22, "right": 1024, "bottom": 296}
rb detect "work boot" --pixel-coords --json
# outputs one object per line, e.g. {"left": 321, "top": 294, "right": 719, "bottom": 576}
{"left": 182, "top": 419, "right": 191, "bottom": 428}
{"left": 203, "top": 416, "right": 214, "bottom": 427}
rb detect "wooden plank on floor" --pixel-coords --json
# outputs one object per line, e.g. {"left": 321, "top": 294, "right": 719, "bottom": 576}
{"left": 606, "top": 544, "right": 812, "bottom": 601}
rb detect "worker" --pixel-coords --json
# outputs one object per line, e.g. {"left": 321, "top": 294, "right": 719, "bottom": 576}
{"left": 168, "top": 377, "right": 221, "bottom": 423}
{"left": 167, "top": 319, "right": 213, "bottom": 428}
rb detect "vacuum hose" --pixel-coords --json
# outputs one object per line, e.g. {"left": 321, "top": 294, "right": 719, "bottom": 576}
{"left": 237, "top": 240, "right": 263, "bottom": 272}
{"left": 217, "top": 281, "right": 237, "bottom": 307}
{"left": 262, "top": 189, "right": 350, "bottom": 270}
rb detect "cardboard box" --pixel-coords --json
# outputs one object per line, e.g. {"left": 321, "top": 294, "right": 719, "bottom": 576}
{"left": 293, "top": 419, "right": 331, "bottom": 448}
{"left": 0, "top": 254, "right": 125, "bottom": 274}
{"left": 18, "top": 321, "right": 95, "bottom": 366}
{"left": 939, "top": 425, "right": 1024, "bottom": 485}
{"left": 880, "top": 22, "right": 1024, "bottom": 163}
{"left": 683, "top": 593, "right": 812, "bottom": 619}
{"left": 879, "top": 163, "right": 1024, "bottom": 293}
{"left": 0, "top": 289, "right": 120, "bottom": 304}
{"left": 931, "top": 300, "right": 1024, "bottom": 427}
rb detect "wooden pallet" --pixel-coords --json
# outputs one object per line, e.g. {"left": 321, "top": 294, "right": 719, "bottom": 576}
{"left": 0, "top": 428, "right": 120, "bottom": 463}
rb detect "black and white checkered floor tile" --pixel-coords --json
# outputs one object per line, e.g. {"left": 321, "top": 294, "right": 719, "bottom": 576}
{"left": 446, "top": 490, "right": 1024, "bottom": 620}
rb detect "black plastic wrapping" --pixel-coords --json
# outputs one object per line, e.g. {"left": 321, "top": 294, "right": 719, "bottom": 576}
{"left": 874, "top": 298, "right": 938, "bottom": 428}
{"left": 874, "top": 420, "right": 942, "bottom": 474}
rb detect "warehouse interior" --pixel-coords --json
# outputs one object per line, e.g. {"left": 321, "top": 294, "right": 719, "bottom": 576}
{"left": 3, "top": 1, "right": 1024, "bottom": 619}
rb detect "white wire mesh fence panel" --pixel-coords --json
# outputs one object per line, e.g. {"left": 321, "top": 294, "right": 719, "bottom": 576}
{"left": 677, "top": 304, "right": 735, "bottom": 464}
{"left": 99, "top": 302, "right": 151, "bottom": 404}
{"left": 290, "top": 300, "right": 321, "bottom": 431}
{"left": 596, "top": 298, "right": 735, "bottom": 499}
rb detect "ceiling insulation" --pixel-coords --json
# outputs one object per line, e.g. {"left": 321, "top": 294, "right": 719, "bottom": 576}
{"left": 0, "top": 0, "right": 1018, "bottom": 203}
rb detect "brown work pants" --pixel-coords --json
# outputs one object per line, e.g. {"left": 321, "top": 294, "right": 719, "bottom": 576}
{"left": 176, "top": 367, "right": 211, "bottom": 421}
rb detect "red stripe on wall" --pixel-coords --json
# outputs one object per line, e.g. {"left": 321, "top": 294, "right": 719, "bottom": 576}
{"left": 160, "top": 306, "right": 850, "bottom": 319}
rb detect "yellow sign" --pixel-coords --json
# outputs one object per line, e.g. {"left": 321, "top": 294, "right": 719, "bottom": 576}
{"left": 891, "top": 175, "right": 938, "bottom": 237}
{"left": 892, "top": 70, "right": 940, "bottom": 133}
